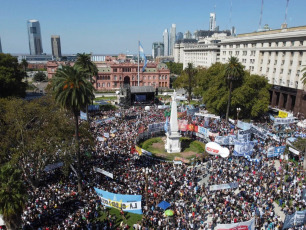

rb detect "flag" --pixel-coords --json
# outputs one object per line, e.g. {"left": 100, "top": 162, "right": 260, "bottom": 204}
{"left": 164, "top": 117, "right": 169, "bottom": 133}
{"left": 139, "top": 42, "right": 147, "bottom": 72}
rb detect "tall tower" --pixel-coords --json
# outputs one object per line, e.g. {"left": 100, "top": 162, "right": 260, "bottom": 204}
{"left": 51, "top": 35, "right": 62, "bottom": 58}
{"left": 0, "top": 37, "right": 2, "bottom": 53}
{"left": 27, "top": 20, "right": 43, "bottom": 55}
{"left": 163, "top": 29, "right": 169, "bottom": 56}
{"left": 209, "top": 13, "right": 216, "bottom": 31}
{"left": 169, "top": 24, "right": 176, "bottom": 56}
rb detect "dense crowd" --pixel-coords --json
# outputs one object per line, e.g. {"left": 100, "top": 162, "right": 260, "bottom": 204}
{"left": 21, "top": 106, "right": 305, "bottom": 230}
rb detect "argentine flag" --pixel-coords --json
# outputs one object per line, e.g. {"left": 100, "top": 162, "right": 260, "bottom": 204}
{"left": 139, "top": 42, "right": 147, "bottom": 72}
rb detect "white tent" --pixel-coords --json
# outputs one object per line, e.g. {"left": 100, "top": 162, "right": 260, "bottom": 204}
{"left": 0, "top": 215, "right": 5, "bottom": 226}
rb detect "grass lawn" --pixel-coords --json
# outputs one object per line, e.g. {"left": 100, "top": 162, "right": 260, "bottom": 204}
{"left": 139, "top": 137, "right": 207, "bottom": 161}
{"left": 95, "top": 96, "right": 117, "bottom": 101}
{"left": 97, "top": 207, "right": 142, "bottom": 229}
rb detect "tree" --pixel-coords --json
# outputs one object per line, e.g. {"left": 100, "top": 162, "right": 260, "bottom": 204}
{"left": 165, "top": 62, "right": 183, "bottom": 75}
{"left": 301, "top": 66, "right": 306, "bottom": 85}
{"left": 0, "top": 96, "right": 93, "bottom": 187}
{"left": 173, "top": 63, "right": 197, "bottom": 102}
{"left": 33, "top": 71, "right": 46, "bottom": 82}
{"left": 20, "top": 59, "right": 28, "bottom": 82}
{"left": 202, "top": 63, "right": 270, "bottom": 119}
{"left": 0, "top": 53, "right": 26, "bottom": 98}
{"left": 0, "top": 164, "right": 27, "bottom": 229}
{"left": 51, "top": 65, "right": 95, "bottom": 192}
{"left": 75, "top": 53, "right": 98, "bottom": 120}
{"left": 224, "top": 57, "right": 244, "bottom": 122}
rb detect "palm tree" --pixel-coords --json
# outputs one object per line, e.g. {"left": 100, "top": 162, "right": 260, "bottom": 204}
{"left": 20, "top": 59, "right": 28, "bottom": 82}
{"left": 52, "top": 65, "right": 95, "bottom": 192}
{"left": 224, "top": 56, "right": 244, "bottom": 122}
{"left": 75, "top": 53, "right": 98, "bottom": 120}
{"left": 301, "top": 66, "right": 306, "bottom": 85}
{"left": 184, "top": 63, "right": 197, "bottom": 103}
{"left": 0, "top": 164, "right": 27, "bottom": 229}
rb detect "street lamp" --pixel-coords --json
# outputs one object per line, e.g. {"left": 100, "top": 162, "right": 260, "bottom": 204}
{"left": 142, "top": 167, "right": 151, "bottom": 211}
{"left": 236, "top": 108, "right": 241, "bottom": 122}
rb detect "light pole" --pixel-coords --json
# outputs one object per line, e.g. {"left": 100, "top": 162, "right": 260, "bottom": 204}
{"left": 142, "top": 167, "right": 151, "bottom": 210}
{"left": 236, "top": 107, "right": 241, "bottom": 123}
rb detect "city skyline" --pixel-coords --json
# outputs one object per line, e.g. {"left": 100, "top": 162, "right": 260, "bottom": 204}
{"left": 0, "top": 0, "right": 305, "bottom": 55}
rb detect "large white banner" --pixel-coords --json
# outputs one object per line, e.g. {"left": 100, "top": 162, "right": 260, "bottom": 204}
{"left": 215, "top": 218, "right": 255, "bottom": 230}
{"left": 210, "top": 182, "right": 238, "bottom": 191}
{"left": 274, "top": 117, "right": 295, "bottom": 125}
{"left": 93, "top": 166, "right": 113, "bottom": 179}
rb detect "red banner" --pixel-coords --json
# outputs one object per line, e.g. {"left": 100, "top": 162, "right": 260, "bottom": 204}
{"left": 187, "top": 124, "right": 194, "bottom": 131}
{"left": 178, "top": 120, "right": 188, "bottom": 131}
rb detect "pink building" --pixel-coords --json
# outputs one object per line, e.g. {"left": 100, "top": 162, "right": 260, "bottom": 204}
{"left": 47, "top": 61, "right": 170, "bottom": 90}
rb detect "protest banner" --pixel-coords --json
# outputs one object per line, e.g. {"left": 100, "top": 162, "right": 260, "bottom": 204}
{"left": 237, "top": 121, "right": 252, "bottom": 130}
{"left": 178, "top": 120, "right": 188, "bottom": 131}
{"left": 210, "top": 182, "right": 238, "bottom": 191}
{"left": 283, "top": 210, "right": 306, "bottom": 229}
{"left": 198, "top": 126, "right": 209, "bottom": 137}
{"left": 289, "top": 147, "right": 299, "bottom": 155}
{"left": 94, "top": 188, "right": 142, "bottom": 214}
{"left": 267, "top": 146, "right": 286, "bottom": 157}
{"left": 148, "top": 122, "right": 165, "bottom": 133}
{"left": 215, "top": 135, "right": 236, "bottom": 145}
{"left": 80, "top": 111, "right": 87, "bottom": 120}
{"left": 173, "top": 160, "right": 183, "bottom": 165}
{"left": 136, "top": 146, "right": 142, "bottom": 155}
{"left": 215, "top": 218, "right": 255, "bottom": 230}
{"left": 93, "top": 167, "right": 114, "bottom": 179}
{"left": 233, "top": 141, "right": 255, "bottom": 156}
{"left": 278, "top": 110, "right": 288, "bottom": 118}
{"left": 274, "top": 117, "right": 295, "bottom": 125}
{"left": 44, "top": 162, "right": 63, "bottom": 172}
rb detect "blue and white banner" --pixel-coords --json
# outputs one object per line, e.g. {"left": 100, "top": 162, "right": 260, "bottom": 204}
{"left": 244, "top": 155, "right": 260, "bottom": 163}
{"left": 148, "top": 122, "right": 165, "bottom": 133}
{"left": 237, "top": 133, "right": 251, "bottom": 142}
{"left": 139, "top": 42, "right": 147, "bottom": 72}
{"left": 198, "top": 126, "right": 209, "bottom": 137}
{"left": 283, "top": 210, "right": 306, "bottom": 229}
{"left": 187, "top": 108, "right": 199, "bottom": 116}
{"left": 267, "top": 146, "right": 286, "bottom": 157}
{"left": 80, "top": 111, "right": 87, "bottom": 120}
{"left": 94, "top": 188, "right": 142, "bottom": 214}
{"left": 274, "top": 117, "right": 295, "bottom": 125}
{"left": 237, "top": 121, "right": 252, "bottom": 130}
{"left": 233, "top": 141, "right": 255, "bottom": 156}
{"left": 215, "top": 135, "right": 236, "bottom": 145}
{"left": 210, "top": 182, "right": 238, "bottom": 191}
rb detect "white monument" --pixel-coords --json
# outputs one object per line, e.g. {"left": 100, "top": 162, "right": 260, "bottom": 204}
{"left": 165, "top": 91, "right": 181, "bottom": 153}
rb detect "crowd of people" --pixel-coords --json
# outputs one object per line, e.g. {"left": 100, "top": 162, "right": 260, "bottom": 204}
{"left": 20, "top": 105, "right": 305, "bottom": 230}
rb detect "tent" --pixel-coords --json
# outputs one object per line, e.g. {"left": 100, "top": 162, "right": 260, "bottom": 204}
{"left": 157, "top": 201, "right": 171, "bottom": 210}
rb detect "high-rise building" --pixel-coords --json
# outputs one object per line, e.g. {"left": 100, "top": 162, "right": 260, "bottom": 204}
{"left": 183, "top": 31, "right": 192, "bottom": 39}
{"left": 176, "top": 32, "right": 183, "bottom": 41}
{"left": 163, "top": 29, "right": 169, "bottom": 56}
{"left": 169, "top": 24, "right": 176, "bottom": 56}
{"left": 0, "top": 37, "right": 2, "bottom": 53}
{"left": 152, "top": 42, "right": 164, "bottom": 59}
{"left": 27, "top": 20, "right": 43, "bottom": 55}
{"left": 51, "top": 35, "right": 62, "bottom": 58}
{"left": 209, "top": 13, "right": 216, "bottom": 31}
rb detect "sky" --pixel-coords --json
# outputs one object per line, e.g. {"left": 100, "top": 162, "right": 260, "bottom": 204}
{"left": 0, "top": 0, "right": 305, "bottom": 55}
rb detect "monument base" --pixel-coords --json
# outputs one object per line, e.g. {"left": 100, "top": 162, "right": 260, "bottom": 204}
{"left": 165, "top": 132, "right": 181, "bottom": 153}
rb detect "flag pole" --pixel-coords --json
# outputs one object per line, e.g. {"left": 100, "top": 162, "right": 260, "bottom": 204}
{"left": 137, "top": 41, "right": 140, "bottom": 86}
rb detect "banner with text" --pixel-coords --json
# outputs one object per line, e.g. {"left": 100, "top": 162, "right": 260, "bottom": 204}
{"left": 94, "top": 188, "right": 142, "bottom": 214}
{"left": 283, "top": 210, "right": 306, "bottom": 229}
{"left": 210, "top": 182, "right": 239, "bottom": 191}
{"left": 215, "top": 135, "right": 236, "bottom": 145}
{"left": 237, "top": 121, "right": 252, "bottom": 131}
{"left": 274, "top": 117, "right": 295, "bottom": 125}
{"left": 215, "top": 218, "right": 255, "bottom": 230}
{"left": 267, "top": 146, "right": 286, "bottom": 157}
{"left": 93, "top": 167, "right": 114, "bottom": 179}
{"left": 233, "top": 141, "right": 255, "bottom": 156}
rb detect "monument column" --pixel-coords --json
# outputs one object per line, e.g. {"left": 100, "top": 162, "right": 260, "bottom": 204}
{"left": 165, "top": 91, "right": 181, "bottom": 153}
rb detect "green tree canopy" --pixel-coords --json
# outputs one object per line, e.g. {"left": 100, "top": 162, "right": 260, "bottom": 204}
{"left": 0, "top": 53, "right": 26, "bottom": 98}
{"left": 33, "top": 71, "right": 47, "bottom": 82}
{"left": 173, "top": 63, "right": 197, "bottom": 102}
{"left": 165, "top": 61, "right": 183, "bottom": 75}
{"left": 0, "top": 163, "right": 27, "bottom": 229}
{"left": 0, "top": 96, "right": 93, "bottom": 187}
{"left": 202, "top": 63, "right": 270, "bottom": 119}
